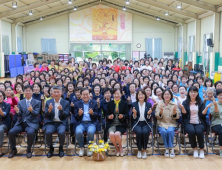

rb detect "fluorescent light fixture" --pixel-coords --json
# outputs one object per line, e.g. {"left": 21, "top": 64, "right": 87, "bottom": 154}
{"left": 156, "top": 17, "right": 160, "bottom": 21}
{"left": 40, "top": 17, "right": 43, "bottom": 20}
{"left": 68, "top": 0, "right": 72, "bottom": 4}
{"left": 164, "top": 11, "right": 169, "bottom": 16}
{"left": 29, "top": 10, "right": 33, "bottom": 16}
{"left": 177, "top": 3, "right": 182, "bottom": 9}
{"left": 126, "top": 0, "right": 129, "bottom": 4}
{"left": 12, "top": 1, "right": 17, "bottom": 8}
{"left": 123, "top": 6, "right": 126, "bottom": 10}
{"left": 74, "top": 6, "right": 77, "bottom": 10}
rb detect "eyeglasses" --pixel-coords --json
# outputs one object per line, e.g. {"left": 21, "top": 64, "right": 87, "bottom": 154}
{"left": 218, "top": 95, "right": 222, "bottom": 97}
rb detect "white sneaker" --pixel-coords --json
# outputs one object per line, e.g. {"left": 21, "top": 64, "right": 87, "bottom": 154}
{"left": 79, "top": 148, "right": 84, "bottom": 157}
{"left": 170, "top": 149, "right": 175, "bottom": 159}
{"left": 199, "top": 150, "right": 205, "bottom": 159}
{"left": 87, "top": 149, "right": 93, "bottom": 157}
{"left": 137, "top": 151, "right": 142, "bottom": 159}
{"left": 193, "top": 150, "right": 198, "bottom": 158}
{"left": 164, "top": 149, "right": 169, "bottom": 158}
{"left": 142, "top": 151, "right": 147, "bottom": 159}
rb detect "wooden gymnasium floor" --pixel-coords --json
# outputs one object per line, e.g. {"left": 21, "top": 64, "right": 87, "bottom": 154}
{"left": 0, "top": 78, "right": 222, "bottom": 170}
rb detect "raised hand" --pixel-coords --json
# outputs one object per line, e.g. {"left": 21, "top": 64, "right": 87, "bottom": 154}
{"left": 127, "top": 96, "right": 131, "bottom": 101}
{"left": 48, "top": 103, "right": 53, "bottom": 113}
{"left": 14, "top": 105, "right": 19, "bottom": 113}
{"left": 28, "top": 105, "right": 33, "bottom": 112}
{"left": 173, "top": 105, "right": 177, "bottom": 115}
{"left": 159, "top": 103, "right": 163, "bottom": 114}
{"left": 67, "top": 91, "right": 70, "bottom": 98}
{"left": 57, "top": 104, "right": 63, "bottom": 110}
{"left": 206, "top": 102, "right": 212, "bottom": 108}
{"left": 132, "top": 107, "right": 137, "bottom": 118}
{"left": 212, "top": 97, "right": 217, "bottom": 105}
{"left": 147, "top": 108, "right": 152, "bottom": 115}
{"left": 0, "top": 108, "right": 4, "bottom": 116}
{"left": 109, "top": 114, "right": 114, "bottom": 119}
{"left": 118, "top": 114, "right": 123, "bottom": 119}
{"left": 89, "top": 108, "right": 94, "bottom": 115}
{"left": 70, "top": 102, "right": 74, "bottom": 107}
{"left": 41, "top": 95, "right": 45, "bottom": 100}
{"left": 78, "top": 108, "right": 83, "bottom": 116}
{"left": 11, "top": 91, "right": 15, "bottom": 98}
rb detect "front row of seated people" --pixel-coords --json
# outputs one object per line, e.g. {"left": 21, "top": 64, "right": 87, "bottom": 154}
{"left": 1, "top": 85, "right": 222, "bottom": 159}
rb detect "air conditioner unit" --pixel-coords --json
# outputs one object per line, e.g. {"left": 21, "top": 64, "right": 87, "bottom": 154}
{"left": 163, "top": 52, "right": 174, "bottom": 60}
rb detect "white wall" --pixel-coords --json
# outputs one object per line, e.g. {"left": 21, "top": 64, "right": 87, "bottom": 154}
{"left": 26, "top": 14, "right": 69, "bottom": 53}
{"left": 187, "top": 21, "right": 195, "bottom": 53}
{"left": 132, "top": 14, "right": 175, "bottom": 53}
{"left": 1, "top": 21, "right": 12, "bottom": 54}
{"left": 200, "top": 15, "right": 214, "bottom": 52}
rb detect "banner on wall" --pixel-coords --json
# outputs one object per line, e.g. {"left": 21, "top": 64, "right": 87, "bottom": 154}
{"left": 69, "top": 4, "right": 132, "bottom": 42}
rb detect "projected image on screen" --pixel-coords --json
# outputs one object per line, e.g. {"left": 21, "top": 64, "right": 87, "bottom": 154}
{"left": 92, "top": 8, "right": 117, "bottom": 40}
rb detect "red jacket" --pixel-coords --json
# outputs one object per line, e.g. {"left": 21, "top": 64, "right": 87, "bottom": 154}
{"left": 111, "top": 65, "right": 120, "bottom": 73}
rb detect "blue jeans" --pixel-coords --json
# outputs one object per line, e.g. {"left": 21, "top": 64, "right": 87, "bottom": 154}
{"left": 158, "top": 126, "right": 176, "bottom": 148}
{"left": 76, "top": 122, "right": 96, "bottom": 147}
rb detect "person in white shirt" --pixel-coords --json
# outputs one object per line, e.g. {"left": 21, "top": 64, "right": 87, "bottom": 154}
{"left": 132, "top": 89, "right": 152, "bottom": 159}
{"left": 141, "top": 60, "right": 152, "bottom": 71}
{"left": 43, "top": 86, "right": 70, "bottom": 158}
{"left": 131, "top": 61, "right": 140, "bottom": 73}
{"left": 127, "top": 83, "right": 137, "bottom": 105}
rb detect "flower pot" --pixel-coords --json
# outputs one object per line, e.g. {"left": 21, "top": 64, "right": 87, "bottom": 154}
{"left": 93, "top": 152, "right": 106, "bottom": 161}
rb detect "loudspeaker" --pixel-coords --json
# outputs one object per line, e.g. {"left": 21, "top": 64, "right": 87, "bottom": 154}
{"left": 207, "top": 39, "right": 213, "bottom": 46}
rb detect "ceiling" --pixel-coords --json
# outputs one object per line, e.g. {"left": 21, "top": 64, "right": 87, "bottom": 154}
{"left": 0, "top": 0, "right": 222, "bottom": 26}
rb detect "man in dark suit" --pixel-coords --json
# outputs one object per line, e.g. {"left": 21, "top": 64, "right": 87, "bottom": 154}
{"left": 73, "top": 88, "right": 99, "bottom": 157}
{"left": 8, "top": 85, "right": 41, "bottom": 158}
{"left": 44, "top": 86, "right": 70, "bottom": 158}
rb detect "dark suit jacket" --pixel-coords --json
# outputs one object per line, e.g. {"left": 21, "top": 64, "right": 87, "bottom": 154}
{"left": 105, "top": 100, "right": 129, "bottom": 129}
{"left": 16, "top": 98, "right": 41, "bottom": 130}
{"left": 131, "top": 102, "right": 152, "bottom": 131}
{"left": 43, "top": 98, "right": 70, "bottom": 130}
{"left": 182, "top": 100, "right": 207, "bottom": 131}
{"left": 0, "top": 102, "right": 11, "bottom": 130}
{"left": 73, "top": 100, "right": 99, "bottom": 126}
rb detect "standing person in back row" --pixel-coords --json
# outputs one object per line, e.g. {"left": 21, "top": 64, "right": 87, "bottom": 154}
{"left": 8, "top": 85, "right": 41, "bottom": 158}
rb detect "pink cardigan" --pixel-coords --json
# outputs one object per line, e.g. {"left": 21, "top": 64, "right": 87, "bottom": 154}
{"left": 4, "top": 97, "right": 19, "bottom": 115}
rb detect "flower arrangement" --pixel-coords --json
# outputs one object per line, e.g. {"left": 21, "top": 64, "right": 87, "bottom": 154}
{"left": 88, "top": 140, "right": 110, "bottom": 153}
{"left": 88, "top": 140, "right": 110, "bottom": 161}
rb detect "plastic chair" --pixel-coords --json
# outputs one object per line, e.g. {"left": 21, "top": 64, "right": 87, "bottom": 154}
{"left": 129, "top": 115, "right": 154, "bottom": 155}
{"left": 209, "top": 114, "right": 220, "bottom": 155}
{"left": 182, "top": 126, "right": 208, "bottom": 155}
{"left": 154, "top": 118, "right": 181, "bottom": 155}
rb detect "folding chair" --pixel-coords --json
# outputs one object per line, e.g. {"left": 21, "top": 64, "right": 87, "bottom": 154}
{"left": 74, "top": 118, "right": 102, "bottom": 156}
{"left": 129, "top": 115, "right": 154, "bottom": 155}
{"left": 154, "top": 118, "right": 181, "bottom": 155}
{"left": 44, "top": 131, "right": 70, "bottom": 154}
{"left": 105, "top": 117, "right": 130, "bottom": 156}
{"left": 18, "top": 132, "right": 37, "bottom": 153}
{"left": 182, "top": 127, "right": 208, "bottom": 155}
{"left": 209, "top": 114, "right": 220, "bottom": 155}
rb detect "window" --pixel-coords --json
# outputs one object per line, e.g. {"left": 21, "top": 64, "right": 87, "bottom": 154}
{"left": 145, "top": 38, "right": 162, "bottom": 59}
{"left": 41, "top": 38, "right": 57, "bottom": 54}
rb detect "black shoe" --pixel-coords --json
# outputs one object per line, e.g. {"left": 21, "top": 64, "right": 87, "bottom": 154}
{"left": 47, "top": 146, "right": 54, "bottom": 158}
{"left": 8, "top": 149, "right": 17, "bottom": 158}
{"left": 59, "top": 145, "right": 64, "bottom": 157}
{"left": 71, "top": 136, "right": 75, "bottom": 144}
{"left": 26, "top": 152, "right": 32, "bottom": 158}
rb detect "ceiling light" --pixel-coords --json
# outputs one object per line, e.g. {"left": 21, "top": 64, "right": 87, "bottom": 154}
{"left": 68, "top": 0, "right": 72, "bottom": 4}
{"left": 12, "top": 1, "right": 17, "bottom": 8}
{"left": 29, "top": 10, "right": 33, "bottom": 16}
{"left": 177, "top": 3, "right": 182, "bottom": 9}
{"left": 74, "top": 6, "right": 77, "bottom": 10}
{"left": 123, "top": 6, "right": 126, "bottom": 10}
{"left": 156, "top": 17, "right": 160, "bottom": 21}
{"left": 164, "top": 11, "right": 169, "bottom": 16}
{"left": 126, "top": 0, "right": 129, "bottom": 4}
{"left": 40, "top": 17, "right": 43, "bottom": 20}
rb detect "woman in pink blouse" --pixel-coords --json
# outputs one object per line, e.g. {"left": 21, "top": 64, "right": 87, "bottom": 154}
{"left": 4, "top": 86, "right": 19, "bottom": 124}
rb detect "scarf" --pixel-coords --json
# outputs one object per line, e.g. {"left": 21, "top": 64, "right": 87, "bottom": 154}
{"left": 114, "top": 99, "right": 121, "bottom": 112}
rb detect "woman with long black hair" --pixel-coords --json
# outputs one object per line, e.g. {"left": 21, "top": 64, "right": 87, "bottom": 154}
{"left": 182, "top": 86, "right": 206, "bottom": 159}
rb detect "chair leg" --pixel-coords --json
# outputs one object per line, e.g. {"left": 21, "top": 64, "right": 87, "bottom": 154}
{"left": 65, "top": 133, "right": 69, "bottom": 154}
{"left": 44, "top": 132, "right": 47, "bottom": 155}
{"left": 205, "top": 134, "right": 208, "bottom": 155}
